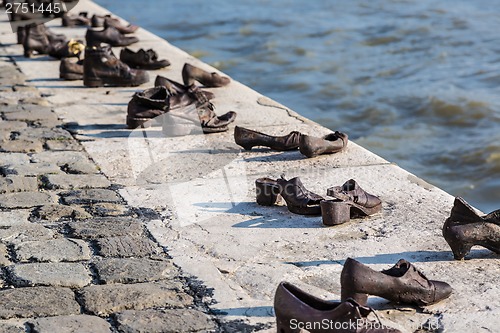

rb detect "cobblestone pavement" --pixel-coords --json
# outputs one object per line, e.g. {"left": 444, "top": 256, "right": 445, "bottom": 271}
{"left": 0, "top": 50, "right": 224, "bottom": 333}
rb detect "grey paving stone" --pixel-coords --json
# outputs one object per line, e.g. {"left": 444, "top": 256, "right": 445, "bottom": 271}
{"left": 17, "top": 127, "right": 73, "bottom": 141}
{"left": 0, "top": 223, "right": 54, "bottom": 244}
{"left": 44, "top": 139, "right": 83, "bottom": 151}
{"left": 115, "top": 309, "right": 216, "bottom": 333}
{"left": 3, "top": 108, "right": 58, "bottom": 123}
{"left": 0, "top": 210, "right": 31, "bottom": 226}
{"left": 33, "top": 204, "right": 91, "bottom": 221}
{"left": 30, "top": 315, "right": 112, "bottom": 333}
{"left": 0, "top": 321, "right": 26, "bottom": 333}
{"left": 1, "top": 163, "right": 61, "bottom": 176}
{"left": 0, "top": 120, "right": 28, "bottom": 136}
{"left": 96, "top": 236, "right": 160, "bottom": 258}
{"left": 61, "top": 189, "right": 122, "bottom": 205}
{"left": 0, "top": 139, "right": 44, "bottom": 153}
{"left": 0, "top": 153, "right": 30, "bottom": 167}
{"left": 0, "top": 243, "right": 10, "bottom": 267}
{"left": 14, "top": 238, "right": 91, "bottom": 263}
{"left": 87, "top": 203, "right": 129, "bottom": 217}
{"left": 68, "top": 217, "right": 144, "bottom": 239}
{"left": 0, "top": 176, "right": 38, "bottom": 194}
{"left": 0, "top": 286, "right": 80, "bottom": 319}
{"left": 80, "top": 282, "right": 192, "bottom": 315}
{"left": 8, "top": 262, "right": 92, "bottom": 288}
{"left": 43, "top": 174, "right": 111, "bottom": 190}
{"left": 0, "top": 192, "right": 56, "bottom": 209}
{"left": 31, "top": 151, "right": 98, "bottom": 174}
{"left": 95, "top": 258, "right": 178, "bottom": 284}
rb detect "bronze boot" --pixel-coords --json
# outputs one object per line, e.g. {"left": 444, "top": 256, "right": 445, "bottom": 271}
{"left": 23, "top": 24, "right": 51, "bottom": 57}
{"left": 234, "top": 126, "right": 301, "bottom": 151}
{"left": 327, "top": 179, "right": 382, "bottom": 217}
{"left": 62, "top": 12, "right": 91, "bottom": 27}
{"left": 443, "top": 197, "right": 500, "bottom": 260}
{"left": 274, "top": 282, "right": 402, "bottom": 333}
{"left": 276, "top": 175, "right": 324, "bottom": 215}
{"left": 83, "top": 46, "right": 149, "bottom": 87}
{"left": 340, "top": 258, "right": 452, "bottom": 306}
{"left": 182, "top": 63, "right": 230, "bottom": 87}
{"left": 103, "top": 16, "right": 139, "bottom": 34}
{"left": 299, "top": 131, "right": 348, "bottom": 158}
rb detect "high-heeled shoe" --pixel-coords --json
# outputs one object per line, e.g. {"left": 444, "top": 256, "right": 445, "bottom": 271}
{"left": 182, "top": 63, "right": 230, "bottom": 87}
{"left": 274, "top": 282, "right": 401, "bottom": 333}
{"left": 234, "top": 126, "right": 301, "bottom": 151}
{"left": 340, "top": 258, "right": 452, "bottom": 307}
{"left": 327, "top": 179, "right": 381, "bottom": 218}
{"left": 443, "top": 197, "right": 500, "bottom": 260}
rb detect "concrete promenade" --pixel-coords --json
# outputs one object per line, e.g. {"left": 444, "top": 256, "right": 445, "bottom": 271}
{"left": 0, "top": 0, "right": 499, "bottom": 332}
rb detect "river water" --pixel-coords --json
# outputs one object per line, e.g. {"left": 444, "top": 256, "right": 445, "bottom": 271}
{"left": 95, "top": 0, "right": 500, "bottom": 213}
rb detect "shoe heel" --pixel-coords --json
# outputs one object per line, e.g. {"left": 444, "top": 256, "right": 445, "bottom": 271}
{"left": 256, "top": 178, "right": 281, "bottom": 206}
{"left": 341, "top": 290, "right": 368, "bottom": 306}
{"left": 449, "top": 241, "right": 472, "bottom": 260}
{"left": 276, "top": 318, "right": 300, "bottom": 333}
{"left": 320, "top": 199, "right": 350, "bottom": 226}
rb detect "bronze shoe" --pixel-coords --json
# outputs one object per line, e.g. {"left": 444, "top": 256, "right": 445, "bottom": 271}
{"left": 277, "top": 175, "right": 323, "bottom": 215}
{"left": 127, "top": 86, "right": 170, "bottom": 128}
{"left": 299, "top": 131, "right": 348, "bottom": 158}
{"left": 327, "top": 180, "right": 381, "bottom": 217}
{"left": 85, "top": 26, "right": 139, "bottom": 47}
{"left": 23, "top": 24, "right": 51, "bottom": 57}
{"left": 443, "top": 197, "right": 500, "bottom": 260}
{"left": 62, "top": 12, "right": 91, "bottom": 27}
{"left": 83, "top": 46, "right": 149, "bottom": 87}
{"left": 120, "top": 48, "right": 170, "bottom": 70}
{"left": 341, "top": 258, "right": 452, "bottom": 307}
{"left": 155, "top": 75, "right": 215, "bottom": 101}
{"left": 59, "top": 59, "right": 83, "bottom": 80}
{"left": 274, "top": 282, "right": 401, "bottom": 333}
{"left": 103, "top": 16, "right": 139, "bottom": 34}
{"left": 182, "top": 63, "right": 230, "bottom": 87}
{"left": 234, "top": 126, "right": 301, "bottom": 151}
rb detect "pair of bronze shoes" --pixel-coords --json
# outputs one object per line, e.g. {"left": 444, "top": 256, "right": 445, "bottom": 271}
{"left": 275, "top": 259, "right": 452, "bottom": 332}
{"left": 126, "top": 76, "right": 236, "bottom": 134}
{"left": 21, "top": 23, "right": 84, "bottom": 59}
{"left": 234, "top": 126, "right": 348, "bottom": 158}
{"left": 256, "top": 176, "right": 381, "bottom": 222}
{"left": 443, "top": 197, "right": 500, "bottom": 260}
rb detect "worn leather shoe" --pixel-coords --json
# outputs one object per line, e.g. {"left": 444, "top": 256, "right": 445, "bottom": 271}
{"left": 127, "top": 86, "right": 169, "bottom": 128}
{"left": 92, "top": 14, "right": 139, "bottom": 34}
{"left": 443, "top": 197, "right": 500, "bottom": 260}
{"left": 86, "top": 26, "right": 139, "bottom": 47}
{"left": 182, "top": 63, "right": 230, "bottom": 87}
{"left": 277, "top": 175, "right": 324, "bottom": 215}
{"left": 83, "top": 46, "right": 149, "bottom": 87}
{"left": 327, "top": 180, "right": 381, "bottom": 217}
{"left": 234, "top": 126, "right": 301, "bottom": 151}
{"left": 341, "top": 258, "right": 452, "bottom": 307}
{"left": 60, "top": 58, "right": 83, "bottom": 80}
{"left": 299, "top": 131, "right": 348, "bottom": 158}
{"left": 62, "top": 12, "right": 90, "bottom": 27}
{"left": 120, "top": 48, "right": 170, "bottom": 70}
{"left": 275, "top": 282, "right": 401, "bottom": 333}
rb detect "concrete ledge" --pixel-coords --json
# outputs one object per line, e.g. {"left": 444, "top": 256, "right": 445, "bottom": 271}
{"left": 1, "top": 0, "right": 499, "bottom": 332}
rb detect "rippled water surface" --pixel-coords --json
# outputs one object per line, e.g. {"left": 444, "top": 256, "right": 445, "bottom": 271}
{"left": 95, "top": 0, "right": 500, "bottom": 212}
